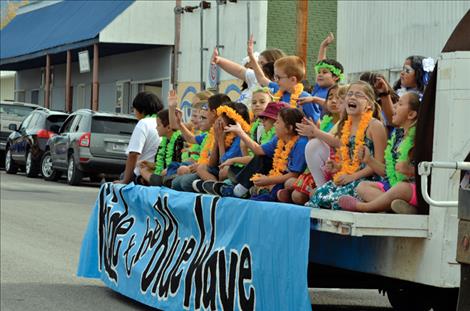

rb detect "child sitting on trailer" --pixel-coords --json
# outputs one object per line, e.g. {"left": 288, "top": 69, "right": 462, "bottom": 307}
{"left": 338, "top": 92, "right": 421, "bottom": 213}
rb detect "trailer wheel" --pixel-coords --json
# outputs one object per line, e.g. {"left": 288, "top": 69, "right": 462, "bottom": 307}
{"left": 430, "top": 288, "right": 458, "bottom": 311}
{"left": 386, "top": 287, "right": 432, "bottom": 311}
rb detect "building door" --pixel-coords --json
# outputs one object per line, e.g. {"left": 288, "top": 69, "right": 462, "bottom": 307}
{"left": 115, "top": 81, "right": 131, "bottom": 114}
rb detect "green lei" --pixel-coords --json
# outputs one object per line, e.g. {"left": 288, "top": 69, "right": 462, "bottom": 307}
{"left": 247, "top": 126, "right": 276, "bottom": 158}
{"left": 314, "top": 62, "right": 345, "bottom": 82}
{"left": 154, "top": 131, "right": 181, "bottom": 175}
{"left": 260, "top": 126, "right": 276, "bottom": 144}
{"left": 250, "top": 119, "right": 261, "bottom": 140}
{"left": 319, "top": 115, "right": 334, "bottom": 132}
{"left": 384, "top": 127, "right": 415, "bottom": 186}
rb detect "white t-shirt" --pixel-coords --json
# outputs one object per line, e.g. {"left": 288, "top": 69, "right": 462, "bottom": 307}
{"left": 236, "top": 69, "right": 260, "bottom": 107}
{"left": 126, "top": 117, "right": 161, "bottom": 176}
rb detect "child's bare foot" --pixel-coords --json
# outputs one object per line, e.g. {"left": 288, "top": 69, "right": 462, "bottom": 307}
{"left": 338, "top": 195, "right": 359, "bottom": 212}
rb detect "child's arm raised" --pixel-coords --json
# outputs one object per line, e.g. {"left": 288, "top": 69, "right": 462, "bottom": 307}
{"left": 174, "top": 109, "right": 197, "bottom": 144}
{"left": 317, "top": 32, "right": 334, "bottom": 62}
{"left": 224, "top": 122, "right": 265, "bottom": 156}
{"left": 211, "top": 48, "right": 247, "bottom": 81}
{"left": 168, "top": 90, "right": 179, "bottom": 130}
{"left": 247, "top": 35, "right": 271, "bottom": 87}
{"left": 374, "top": 76, "right": 394, "bottom": 124}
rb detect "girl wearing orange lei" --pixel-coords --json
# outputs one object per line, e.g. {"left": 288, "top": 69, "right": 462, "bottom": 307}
{"left": 223, "top": 106, "right": 308, "bottom": 201}
{"left": 306, "top": 81, "right": 388, "bottom": 210}
{"left": 194, "top": 103, "right": 252, "bottom": 189}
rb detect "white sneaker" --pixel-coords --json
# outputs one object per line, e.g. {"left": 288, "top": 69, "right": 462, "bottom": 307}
{"left": 391, "top": 199, "right": 418, "bottom": 214}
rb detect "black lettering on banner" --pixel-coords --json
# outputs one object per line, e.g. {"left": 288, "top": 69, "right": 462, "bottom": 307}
{"left": 98, "top": 184, "right": 134, "bottom": 283}
{"left": 97, "top": 186, "right": 257, "bottom": 310}
{"left": 218, "top": 250, "right": 238, "bottom": 311}
{"left": 238, "top": 246, "right": 255, "bottom": 310}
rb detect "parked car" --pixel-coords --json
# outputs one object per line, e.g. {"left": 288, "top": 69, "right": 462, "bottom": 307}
{"left": 0, "top": 101, "right": 39, "bottom": 166}
{"left": 44, "top": 109, "right": 137, "bottom": 185}
{"left": 4, "top": 107, "right": 68, "bottom": 177}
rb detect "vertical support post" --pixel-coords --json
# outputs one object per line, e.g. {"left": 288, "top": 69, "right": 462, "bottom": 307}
{"left": 200, "top": 3, "right": 205, "bottom": 91}
{"left": 44, "top": 54, "right": 51, "bottom": 109}
{"left": 246, "top": 1, "right": 251, "bottom": 42}
{"left": 296, "top": 0, "right": 308, "bottom": 74}
{"left": 65, "top": 50, "right": 72, "bottom": 113}
{"left": 172, "top": 0, "right": 182, "bottom": 91}
{"left": 215, "top": 0, "right": 220, "bottom": 93}
{"left": 92, "top": 43, "right": 99, "bottom": 111}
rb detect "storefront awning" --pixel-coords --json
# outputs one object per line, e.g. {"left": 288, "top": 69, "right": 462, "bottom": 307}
{"left": 0, "top": 0, "right": 133, "bottom": 66}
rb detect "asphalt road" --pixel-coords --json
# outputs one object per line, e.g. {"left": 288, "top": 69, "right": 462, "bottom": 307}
{"left": 0, "top": 171, "right": 392, "bottom": 310}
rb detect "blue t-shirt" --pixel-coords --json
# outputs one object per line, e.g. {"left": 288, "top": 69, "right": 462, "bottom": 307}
{"left": 311, "top": 83, "right": 329, "bottom": 117}
{"left": 195, "top": 133, "right": 207, "bottom": 145}
{"left": 261, "top": 136, "right": 308, "bottom": 173}
{"left": 268, "top": 82, "right": 321, "bottom": 123}
{"left": 220, "top": 136, "right": 242, "bottom": 163}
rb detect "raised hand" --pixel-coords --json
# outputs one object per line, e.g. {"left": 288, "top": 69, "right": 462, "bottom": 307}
{"left": 374, "top": 76, "right": 390, "bottom": 95}
{"left": 211, "top": 47, "right": 220, "bottom": 65}
{"left": 168, "top": 89, "right": 178, "bottom": 108}
{"left": 247, "top": 34, "right": 255, "bottom": 58}
{"left": 321, "top": 32, "right": 335, "bottom": 47}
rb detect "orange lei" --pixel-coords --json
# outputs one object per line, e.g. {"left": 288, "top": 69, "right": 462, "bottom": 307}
{"left": 333, "top": 111, "right": 373, "bottom": 183}
{"left": 273, "top": 83, "right": 304, "bottom": 108}
{"left": 216, "top": 106, "right": 251, "bottom": 132}
{"left": 251, "top": 136, "right": 299, "bottom": 181}
{"left": 198, "top": 106, "right": 249, "bottom": 165}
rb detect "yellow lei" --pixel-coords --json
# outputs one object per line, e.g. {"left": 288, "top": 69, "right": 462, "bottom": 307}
{"left": 273, "top": 83, "right": 304, "bottom": 108}
{"left": 251, "top": 136, "right": 299, "bottom": 181}
{"left": 333, "top": 111, "right": 373, "bottom": 183}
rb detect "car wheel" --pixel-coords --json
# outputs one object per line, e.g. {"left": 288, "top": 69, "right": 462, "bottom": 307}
{"left": 41, "top": 151, "right": 60, "bottom": 181}
{"left": 5, "top": 149, "right": 18, "bottom": 174}
{"left": 67, "top": 156, "right": 82, "bottom": 185}
{"left": 25, "top": 151, "right": 39, "bottom": 177}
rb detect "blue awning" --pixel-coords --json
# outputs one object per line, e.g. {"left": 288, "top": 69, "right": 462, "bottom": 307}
{"left": 0, "top": 0, "right": 133, "bottom": 64}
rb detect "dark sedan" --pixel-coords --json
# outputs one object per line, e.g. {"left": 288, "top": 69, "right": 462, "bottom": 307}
{"left": 5, "top": 107, "right": 68, "bottom": 177}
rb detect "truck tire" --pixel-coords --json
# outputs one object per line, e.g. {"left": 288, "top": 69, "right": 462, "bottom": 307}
{"left": 4, "top": 149, "right": 18, "bottom": 174}
{"left": 41, "top": 151, "right": 60, "bottom": 181}
{"left": 25, "top": 151, "right": 39, "bottom": 177}
{"left": 67, "top": 156, "right": 82, "bottom": 185}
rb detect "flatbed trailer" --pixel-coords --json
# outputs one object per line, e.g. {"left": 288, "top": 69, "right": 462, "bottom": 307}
{"left": 307, "top": 51, "right": 470, "bottom": 310}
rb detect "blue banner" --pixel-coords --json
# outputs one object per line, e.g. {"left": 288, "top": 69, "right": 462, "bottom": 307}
{"left": 77, "top": 183, "right": 311, "bottom": 311}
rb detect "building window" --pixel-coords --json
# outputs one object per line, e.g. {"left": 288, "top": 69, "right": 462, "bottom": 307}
{"left": 15, "top": 90, "right": 25, "bottom": 102}
{"left": 31, "top": 90, "right": 39, "bottom": 105}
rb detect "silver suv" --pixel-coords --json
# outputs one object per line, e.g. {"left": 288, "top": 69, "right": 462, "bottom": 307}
{"left": 44, "top": 109, "right": 137, "bottom": 185}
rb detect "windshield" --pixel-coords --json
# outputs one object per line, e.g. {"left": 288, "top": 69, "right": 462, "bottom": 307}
{"left": 0, "top": 104, "right": 36, "bottom": 118}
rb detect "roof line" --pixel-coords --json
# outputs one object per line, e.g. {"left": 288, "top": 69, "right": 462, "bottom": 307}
{"left": 0, "top": 38, "right": 98, "bottom": 66}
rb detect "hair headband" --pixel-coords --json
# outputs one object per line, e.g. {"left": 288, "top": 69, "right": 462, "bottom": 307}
{"left": 315, "top": 62, "right": 345, "bottom": 82}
